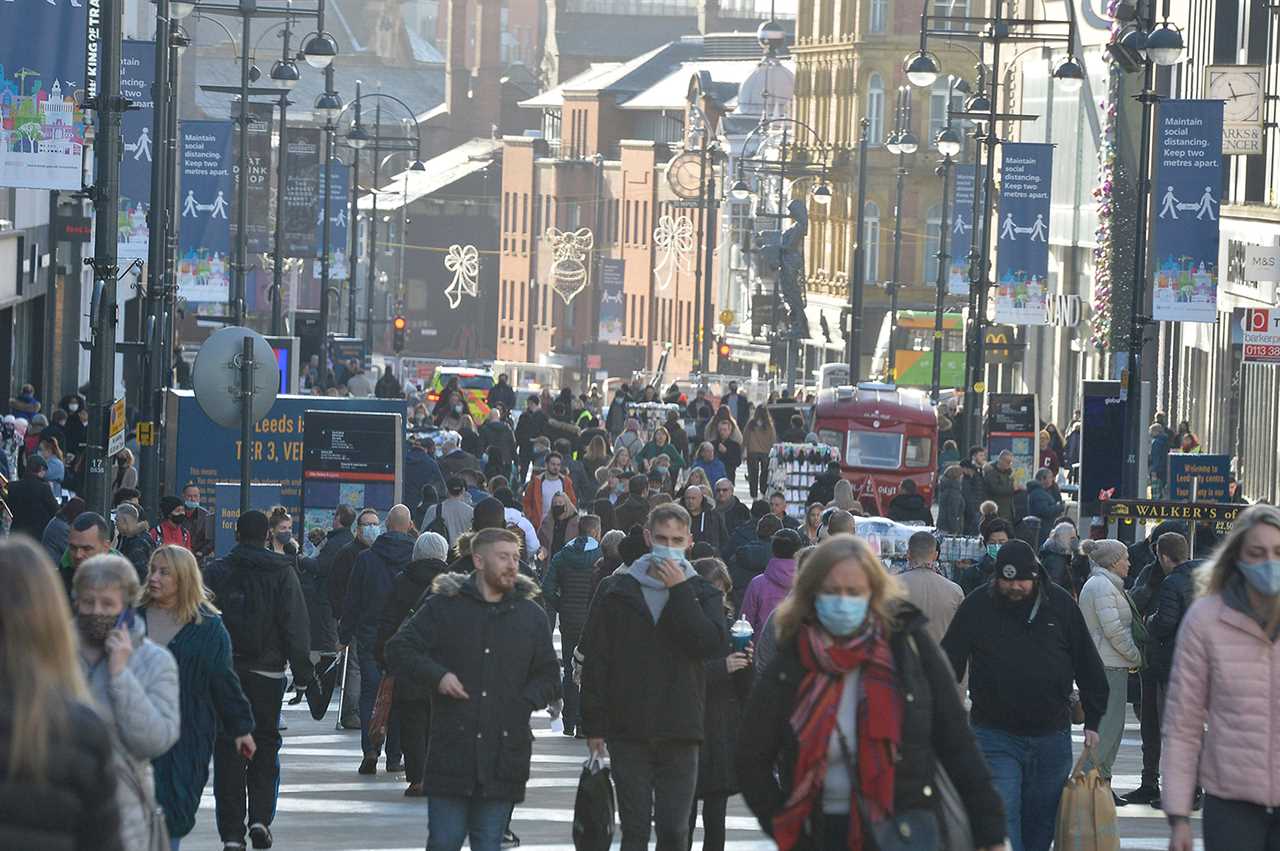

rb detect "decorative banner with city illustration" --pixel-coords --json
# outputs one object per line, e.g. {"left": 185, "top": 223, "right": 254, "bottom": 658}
{"left": 947, "top": 164, "right": 976, "bottom": 296}
{"left": 117, "top": 40, "right": 155, "bottom": 261}
{"left": 311, "top": 158, "right": 349, "bottom": 283}
{"left": 177, "top": 119, "right": 234, "bottom": 304}
{"left": 0, "top": 0, "right": 89, "bottom": 190}
{"left": 994, "top": 142, "right": 1053, "bottom": 325}
{"left": 281, "top": 126, "right": 321, "bottom": 258}
{"left": 1152, "top": 99, "right": 1223, "bottom": 324}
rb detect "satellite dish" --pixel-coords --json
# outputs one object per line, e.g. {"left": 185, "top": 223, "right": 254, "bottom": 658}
{"left": 192, "top": 326, "right": 280, "bottom": 429}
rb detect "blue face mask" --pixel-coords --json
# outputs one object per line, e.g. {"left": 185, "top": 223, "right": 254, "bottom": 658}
{"left": 650, "top": 544, "right": 687, "bottom": 564}
{"left": 1239, "top": 560, "right": 1280, "bottom": 597}
{"left": 815, "top": 594, "right": 870, "bottom": 637}
{"left": 986, "top": 544, "right": 1001, "bottom": 559}
{"left": 363, "top": 524, "right": 382, "bottom": 544}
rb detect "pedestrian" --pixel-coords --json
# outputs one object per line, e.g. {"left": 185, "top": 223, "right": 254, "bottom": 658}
{"left": 385, "top": 528, "right": 560, "bottom": 851}
{"left": 514, "top": 395, "right": 548, "bottom": 484}
{"left": 151, "top": 496, "right": 195, "bottom": 549}
{"left": 941, "top": 539, "right": 1108, "bottom": 851}
{"left": 720, "top": 381, "right": 750, "bottom": 426}
{"left": 7, "top": 455, "right": 59, "bottom": 538}
{"left": 801, "top": 502, "right": 823, "bottom": 544}
{"left": 693, "top": 441, "right": 727, "bottom": 484}
{"left": 736, "top": 534, "right": 1008, "bottom": 851}
{"left": 982, "top": 450, "right": 1018, "bottom": 521}
{"left": 36, "top": 434, "right": 66, "bottom": 500}
{"left": 664, "top": 409, "right": 690, "bottom": 459}
{"left": 769, "top": 491, "right": 801, "bottom": 530}
{"left": 615, "top": 417, "right": 644, "bottom": 459}
{"left": 114, "top": 502, "right": 156, "bottom": 583}
{"left": 141, "top": 545, "right": 256, "bottom": 847}
{"left": 74, "top": 554, "right": 181, "bottom": 850}
{"left": 1162, "top": 504, "right": 1280, "bottom": 851}
{"left": 341, "top": 504, "right": 416, "bottom": 775}
{"left": 537, "top": 491, "right": 580, "bottom": 564}
{"left": 730, "top": 514, "right": 783, "bottom": 616}
{"left": 265, "top": 506, "right": 296, "bottom": 557}
{"left": 0, "top": 537, "right": 125, "bottom": 851}
{"left": 886, "top": 478, "right": 933, "bottom": 524}
{"left": 712, "top": 478, "right": 750, "bottom": 534}
{"left": 205, "top": 510, "right": 314, "bottom": 851}
{"left": 682, "top": 484, "right": 727, "bottom": 552}
{"left": 1148, "top": 424, "right": 1170, "bottom": 499}
{"left": 1026, "top": 467, "right": 1064, "bottom": 533}
{"left": 179, "top": 483, "right": 215, "bottom": 561}
{"left": 1077, "top": 538, "right": 1143, "bottom": 797}
{"left": 897, "top": 530, "right": 964, "bottom": 645}
{"left": 522, "top": 451, "right": 577, "bottom": 525}
{"left": 299, "top": 505, "right": 356, "bottom": 672}
{"left": 376, "top": 531, "right": 451, "bottom": 797}
{"left": 422, "top": 478, "right": 476, "bottom": 544}
{"left": 1038, "top": 520, "right": 1078, "bottom": 592}
{"left": 487, "top": 372, "right": 517, "bottom": 412}
{"left": 60, "top": 512, "right": 114, "bottom": 597}
{"left": 957, "top": 517, "right": 1012, "bottom": 595}
{"left": 329, "top": 508, "right": 378, "bottom": 730}
{"left": 579, "top": 504, "right": 728, "bottom": 851}
{"left": 405, "top": 439, "right": 446, "bottom": 514}
{"left": 582, "top": 434, "right": 610, "bottom": 484}
{"left": 1127, "top": 519, "right": 1186, "bottom": 591}
{"left": 40, "top": 494, "right": 85, "bottom": 563}
{"left": 939, "top": 438, "right": 961, "bottom": 468}
{"left": 830, "top": 478, "right": 861, "bottom": 515}
{"left": 112, "top": 447, "right": 138, "bottom": 492}
{"left": 689, "top": 557, "right": 751, "bottom": 851}
{"left": 1121, "top": 530, "right": 1191, "bottom": 807}
{"left": 543, "top": 514, "right": 602, "bottom": 737}
{"left": 1037, "top": 430, "right": 1060, "bottom": 475}
{"left": 780, "top": 413, "right": 807, "bottom": 444}
{"left": 935, "top": 464, "right": 966, "bottom": 533}
{"left": 710, "top": 418, "right": 742, "bottom": 485}
{"left": 960, "top": 448, "right": 987, "bottom": 533}
{"left": 638, "top": 426, "right": 686, "bottom": 476}
{"left": 608, "top": 444, "right": 637, "bottom": 477}
{"left": 805, "top": 461, "right": 842, "bottom": 507}
{"left": 740, "top": 528, "right": 804, "bottom": 635}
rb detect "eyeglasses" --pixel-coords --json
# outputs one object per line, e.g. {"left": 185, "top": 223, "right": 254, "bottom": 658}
{"left": 716, "top": 487, "right": 732, "bottom": 493}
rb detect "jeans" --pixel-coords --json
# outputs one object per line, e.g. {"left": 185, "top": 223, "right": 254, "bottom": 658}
{"left": 1083, "top": 667, "right": 1130, "bottom": 779}
{"left": 396, "top": 693, "right": 430, "bottom": 785}
{"left": 426, "top": 795, "right": 513, "bottom": 851}
{"left": 1138, "top": 666, "right": 1162, "bottom": 788}
{"left": 608, "top": 738, "right": 699, "bottom": 851}
{"left": 746, "top": 453, "right": 769, "bottom": 499}
{"left": 213, "top": 670, "right": 287, "bottom": 842}
{"left": 169, "top": 839, "right": 181, "bottom": 851}
{"left": 972, "top": 726, "right": 1073, "bottom": 851}
{"left": 1203, "top": 794, "right": 1280, "bottom": 851}
{"left": 357, "top": 647, "right": 401, "bottom": 762}
{"left": 339, "top": 644, "right": 361, "bottom": 728}
{"left": 687, "top": 795, "right": 728, "bottom": 851}
{"left": 561, "top": 636, "right": 579, "bottom": 732}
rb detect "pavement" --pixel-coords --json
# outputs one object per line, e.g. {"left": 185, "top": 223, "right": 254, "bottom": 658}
{"left": 182, "top": 674, "right": 1200, "bottom": 851}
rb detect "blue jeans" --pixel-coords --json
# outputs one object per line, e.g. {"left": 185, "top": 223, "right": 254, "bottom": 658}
{"left": 357, "top": 647, "right": 401, "bottom": 761}
{"left": 426, "top": 796, "right": 513, "bottom": 851}
{"left": 972, "top": 726, "right": 1073, "bottom": 851}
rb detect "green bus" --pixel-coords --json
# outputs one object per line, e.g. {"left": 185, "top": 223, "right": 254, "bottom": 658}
{"left": 870, "top": 310, "right": 966, "bottom": 389}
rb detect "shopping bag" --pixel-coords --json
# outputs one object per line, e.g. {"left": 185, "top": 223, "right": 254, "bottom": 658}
{"left": 304, "top": 653, "right": 344, "bottom": 720}
{"left": 369, "top": 675, "right": 396, "bottom": 750}
{"left": 572, "top": 755, "right": 615, "bottom": 851}
{"left": 1054, "top": 748, "right": 1120, "bottom": 851}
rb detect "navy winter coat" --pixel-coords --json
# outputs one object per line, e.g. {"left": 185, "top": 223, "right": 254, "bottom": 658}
{"left": 341, "top": 531, "right": 415, "bottom": 648}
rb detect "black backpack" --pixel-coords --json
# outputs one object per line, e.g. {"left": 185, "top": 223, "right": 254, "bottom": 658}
{"left": 219, "top": 564, "right": 272, "bottom": 662}
{"left": 425, "top": 494, "right": 450, "bottom": 544}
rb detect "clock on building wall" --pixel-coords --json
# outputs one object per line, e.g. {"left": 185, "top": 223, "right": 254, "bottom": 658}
{"left": 1205, "top": 65, "right": 1265, "bottom": 156}
{"left": 667, "top": 151, "right": 706, "bottom": 200}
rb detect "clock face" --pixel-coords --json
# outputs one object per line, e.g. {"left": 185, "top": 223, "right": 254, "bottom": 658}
{"left": 1206, "top": 66, "right": 1264, "bottom": 123}
{"left": 667, "top": 152, "right": 705, "bottom": 200}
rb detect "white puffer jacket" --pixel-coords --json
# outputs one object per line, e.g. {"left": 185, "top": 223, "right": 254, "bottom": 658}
{"left": 1079, "top": 565, "right": 1143, "bottom": 668}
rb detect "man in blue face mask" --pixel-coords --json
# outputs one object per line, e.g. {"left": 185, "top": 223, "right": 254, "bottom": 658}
{"left": 957, "top": 518, "right": 1014, "bottom": 596}
{"left": 578, "top": 503, "right": 728, "bottom": 851}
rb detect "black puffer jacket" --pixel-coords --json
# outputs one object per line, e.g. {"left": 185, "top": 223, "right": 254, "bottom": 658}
{"left": 117, "top": 532, "right": 156, "bottom": 584}
{"left": 887, "top": 492, "right": 933, "bottom": 525}
{"left": 385, "top": 572, "right": 560, "bottom": 802}
{"left": 327, "top": 536, "right": 368, "bottom": 613}
{"left": 736, "top": 605, "right": 1007, "bottom": 849}
{"left": 698, "top": 615, "right": 751, "bottom": 798}
{"left": 578, "top": 560, "right": 728, "bottom": 742}
{"left": 0, "top": 698, "right": 123, "bottom": 851}
{"left": 375, "top": 557, "right": 449, "bottom": 697}
{"left": 544, "top": 536, "right": 600, "bottom": 642}
{"left": 340, "top": 531, "right": 416, "bottom": 648}
{"left": 1145, "top": 560, "right": 1199, "bottom": 682}
{"left": 204, "top": 543, "right": 314, "bottom": 683}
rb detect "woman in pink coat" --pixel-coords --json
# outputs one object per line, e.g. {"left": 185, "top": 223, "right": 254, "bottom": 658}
{"left": 1162, "top": 505, "right": 1280, "bottom": 851}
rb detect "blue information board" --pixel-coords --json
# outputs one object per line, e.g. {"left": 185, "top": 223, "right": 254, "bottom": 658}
{"left": 213, "top": 482, "right": 283, "bottom": 557}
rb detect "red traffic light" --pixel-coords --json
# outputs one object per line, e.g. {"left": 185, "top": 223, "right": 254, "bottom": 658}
{"left": 717, "top": 341, "right": 732, "bottom": 359}
{"left": 393, "top": 315, "right": 407, "bottom": 331}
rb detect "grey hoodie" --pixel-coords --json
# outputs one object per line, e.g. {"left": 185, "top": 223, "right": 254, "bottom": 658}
{"left": 626, "top": 552, "right": 696, "bottom": 622}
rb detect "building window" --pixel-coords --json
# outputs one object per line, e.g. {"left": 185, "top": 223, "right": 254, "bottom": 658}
{"left": 928, "top": 80, "right": 951, "bottom": 147}
{"left": 870, "top": 0, "right": 887, "bottom": 33}
{"left": 924, "top": 204, "right": 943, "bottom": 283}
{"left": 863, "top": 201, "right": 880, "bottom": 282}
{"left": 933, "top": 0, "right": 970, "bottom": 31}
{"left": 866, "top": 74, "right": 885, "bottom": 146}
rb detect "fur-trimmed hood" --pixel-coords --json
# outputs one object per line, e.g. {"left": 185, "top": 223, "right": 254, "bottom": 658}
{"left": 431, "top": 570, "right": 541, "bottom": 601}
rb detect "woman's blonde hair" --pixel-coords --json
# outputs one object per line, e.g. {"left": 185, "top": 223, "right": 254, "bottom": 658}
{"left": 585, "top": 435, "right": 609, "bottom": 462}
{"left": 0, "top": 538, "right": 90, "bottom": 780}
{"left": 772, "top": 534, "right": 904, "bottom": 644}
{"left": 1199, "top": 504, "right": 1280, "bottom": 631}
{"left": 140, "top": 545, "right": 219, "bottom": 625}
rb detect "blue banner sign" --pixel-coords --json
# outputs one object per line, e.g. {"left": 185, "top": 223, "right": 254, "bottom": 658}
{"left": 994, "top": 142, "right": 1053, "bottom": 325}
{"left": 1167, "top": 452, "right": 1230, "bottom": 503}
{"left": 0, "top": 0, "right": 89, "bottom": 189}
{"left": 213, "top": 482, "right": 282, "bottom": 556}
{"left": 312, "top": 159, "right": 350, "bottom": 283}
{"left": 1152, "top": 99, "right": 1223, "bottom": 324}
{"left": 177, "top": 120, "right": 234, "bottom": 303}
{"left": 169, "top": 391, "right": 405, "bottom": 520}
{"left": 118, "top": 40, "right": 154, "bottom": 260}
{"left": 598, "top": 258, "right": 625, "bottom": 343}
{"left": 947, "top": 164, "right": 976, "bottom": 296}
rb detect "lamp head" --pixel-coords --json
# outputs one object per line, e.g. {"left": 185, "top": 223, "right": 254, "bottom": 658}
{"left": 303, "top": 31, "right": 338, "bottom": 69}
{"left": 936, "top": 126, "right": 963, "bottom": 157}
{"left": 171, "top": 0, "right": 195, "bottom": 19}
{"left": 1146, "top": 22, "right": 1184, "bottom": 66}
{"left": 314, "top": 90, "right": 343, "bottom": 124}
{"left": 1053, "top": 55, "right": 1085, "bottom": 91}
{"left": 904, "top": 50, "right": 941, "bottom": 87}
{"left": 730, "top": 178, "right": 751, "bottom": 201}
{"left": 897, "top": 129, "right": 919, "bottom": 155}
{"left": 812, "top": 184, "right": 832, "bottom": 205}
{"left": 885, "top": 132, "right": 903, "bottom": 155}
{"left": 270, "top": 57, "right": 301, "bottom": 88}
{"left": 346, "top": 123, "right": 371, "bottom": 150}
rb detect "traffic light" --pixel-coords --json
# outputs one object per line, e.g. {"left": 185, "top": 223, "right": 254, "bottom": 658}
{"left": 392, "top": 315, "right": 407, "bottom": 353}
{"left": 716, "top": 336, "right": 732, "bottom": 360}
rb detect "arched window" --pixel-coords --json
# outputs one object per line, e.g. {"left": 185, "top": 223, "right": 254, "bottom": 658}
{"left": 866, "top": 73, "right": 885, "bottom": 145}
{"left": 863, "top": 201, "right": 880, "bottom": 282}
{"left": 925, "top": 203, "right": 943, "bottom": 283}
{"left": 929, "top": 79, "right": 962, "bottom": 147}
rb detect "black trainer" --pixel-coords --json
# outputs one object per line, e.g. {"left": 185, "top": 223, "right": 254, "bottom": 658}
{"left": 248, "top": 822, "right": 273, "bottom": 849}
{"left": 1121, "top": 785, "right": 1161, "bottom": 806}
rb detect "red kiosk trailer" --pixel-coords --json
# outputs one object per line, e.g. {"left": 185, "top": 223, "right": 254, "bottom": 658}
{"left": 811, "top": 382, "right": 940, "bottom": 517}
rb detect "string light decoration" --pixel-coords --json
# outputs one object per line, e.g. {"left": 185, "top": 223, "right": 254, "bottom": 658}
{"left": 546, "top": 227, "right": 594, "bottom": 303}
{"left": 1090, "top": 0, "right": 1124, "bottom": 350}
{"left": 443, "top": 244, "right": 479, "bottom": 309}
{"left": 652, "top": 214, "right": 694, "bottom": 290}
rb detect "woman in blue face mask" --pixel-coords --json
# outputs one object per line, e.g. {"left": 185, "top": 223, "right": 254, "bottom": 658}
{"left": 736, "top": 534, "right": 1009, "bottom": 851}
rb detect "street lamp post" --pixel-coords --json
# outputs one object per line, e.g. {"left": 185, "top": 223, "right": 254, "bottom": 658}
{"left": 314, "top": 64, "right": 342, "bottom": 388}
{"left": 847, "top": 118, "right": 870, "bottom": 382}
{"left": 885, "top": 87, "right": 918, "bottom": 382}
{"left": 267, "top": 17, "right": 300, "bottom": 335}
{"left": 931, "top": 78, "right": 964, "bottom": 403}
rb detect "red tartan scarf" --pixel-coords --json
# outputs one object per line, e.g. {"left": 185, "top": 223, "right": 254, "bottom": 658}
{"left": 771, "top": 620, "right": 902, "bottom": 851}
